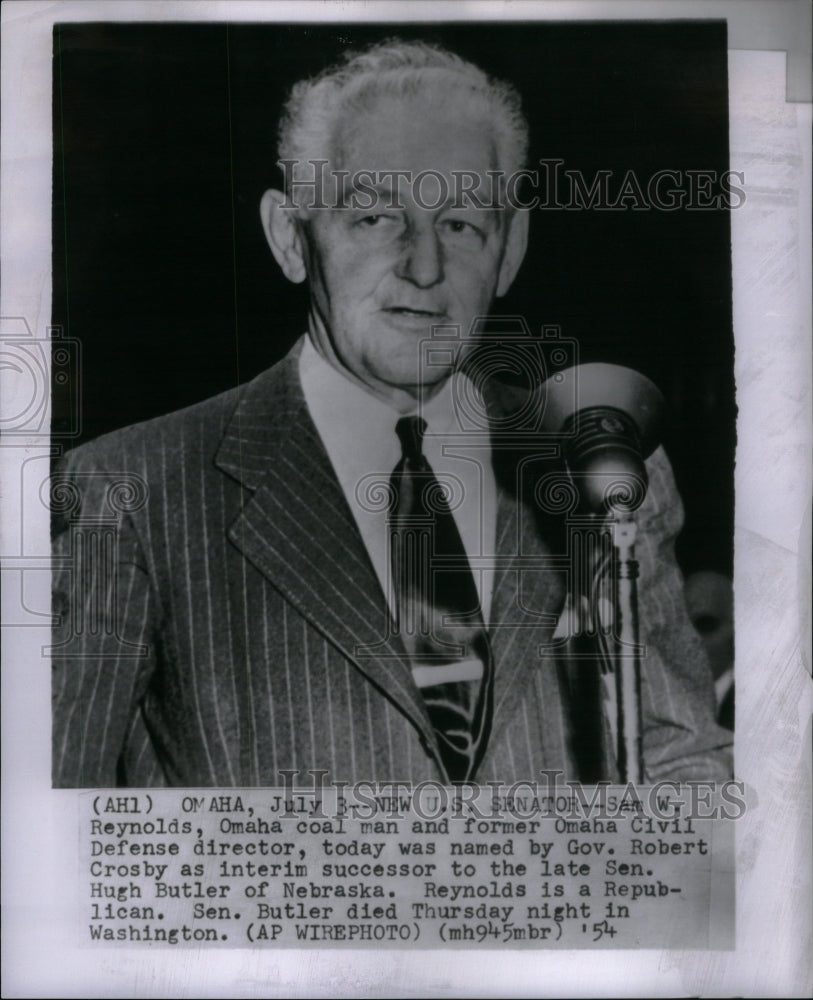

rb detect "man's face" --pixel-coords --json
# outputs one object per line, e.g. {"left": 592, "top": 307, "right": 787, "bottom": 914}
{"left": 292, "top": 92, "right": 527, "bottom": 405}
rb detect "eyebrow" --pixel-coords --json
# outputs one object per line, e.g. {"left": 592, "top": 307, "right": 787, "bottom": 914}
{"left": 341, "top": 175, "right": 504, "bottom": 217}
{"left": 342, "top": 175, "right": 404, "bottom": 208}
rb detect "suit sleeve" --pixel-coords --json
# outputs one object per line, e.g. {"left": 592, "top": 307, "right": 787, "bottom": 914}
{"left": 635, "top": 446, "right": 733, "bottom": 781}
{"left": 51, "top": 443, "right": 158, "bottom": 787}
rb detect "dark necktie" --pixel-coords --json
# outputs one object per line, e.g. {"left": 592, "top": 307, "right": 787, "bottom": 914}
{"left": 389, "top": 415, "right": 494, "bottom": 783}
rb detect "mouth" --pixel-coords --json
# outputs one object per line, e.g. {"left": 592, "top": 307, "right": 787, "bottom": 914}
{"left": 382, "top": 306, "right": 449, "bottom": 325}
{"left": 384, "top": 305, "right": 446, "bottom": 315}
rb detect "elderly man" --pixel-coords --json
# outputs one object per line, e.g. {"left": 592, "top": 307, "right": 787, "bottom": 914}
{"left": 51, "top": 39, "right": 732, "bottom": 787}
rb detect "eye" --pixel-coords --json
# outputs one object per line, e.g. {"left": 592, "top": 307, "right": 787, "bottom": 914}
{"left": 352, "top": 213, "right": 403, "bottom": 236}
{"left": 355, "top": 213, "right": 400, "bottom": 227}
{"left": 439, "top": 216, "right": 486, "bottom": 246}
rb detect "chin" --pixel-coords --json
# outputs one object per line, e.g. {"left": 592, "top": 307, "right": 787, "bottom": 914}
{"left": 396, "top": 369, "right": 453, "bottom": 397}
{"left": 360, "top": 333, "right": 456, "bottom": 396}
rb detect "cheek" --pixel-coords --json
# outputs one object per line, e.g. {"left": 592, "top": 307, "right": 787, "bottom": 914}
{"left": 447, "top": 257, "right": 500, "bottom": 311}
{"left": 322, "top": 247, "right": 391, "bottom": 310}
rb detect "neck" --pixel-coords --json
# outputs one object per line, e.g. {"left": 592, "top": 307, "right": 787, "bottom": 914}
{"left": 305, "top": 318, "right": 451, "bottom": 413}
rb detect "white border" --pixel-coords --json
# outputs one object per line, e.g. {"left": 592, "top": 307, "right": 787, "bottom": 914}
{"left": 2, "top": 2, "right": 811, "bottom": 996}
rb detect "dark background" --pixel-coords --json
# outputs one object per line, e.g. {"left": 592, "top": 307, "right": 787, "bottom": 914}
{"left": 52, "top": 20, "right": 735, "bottom": 577}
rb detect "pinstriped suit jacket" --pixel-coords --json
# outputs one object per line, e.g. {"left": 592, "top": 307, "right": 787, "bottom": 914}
{"left": 51, "top": 341, "right": 732, "bottom": 787}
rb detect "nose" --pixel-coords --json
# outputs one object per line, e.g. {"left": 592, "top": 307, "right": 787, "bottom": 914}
{"left": 395, "top": 223, "right": 444, "bottom": 288}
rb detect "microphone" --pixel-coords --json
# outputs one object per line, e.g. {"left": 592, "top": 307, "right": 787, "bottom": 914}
{"left": 541, "top": 363, "right": 666, "bottom": 513}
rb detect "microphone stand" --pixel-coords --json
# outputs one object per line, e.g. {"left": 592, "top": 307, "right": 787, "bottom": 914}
{"left": 611, "top": 513, "right": 643, "bottom": 784}
{"left": 539, "top": 362, "right": 665, "bottom": 784}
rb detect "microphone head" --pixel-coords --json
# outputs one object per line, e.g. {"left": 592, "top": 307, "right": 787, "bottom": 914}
{"left": 541, "top": 364, "right": 666, "bottom": 513}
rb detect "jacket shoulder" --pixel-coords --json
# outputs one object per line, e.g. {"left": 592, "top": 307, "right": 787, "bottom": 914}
{"left": 51, "top": 385, "right": 253, "bottom": 534}
{"left": 59, "top": 383, "right": 243, "bottom": 474}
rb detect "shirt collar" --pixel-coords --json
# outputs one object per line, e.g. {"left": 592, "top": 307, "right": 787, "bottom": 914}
{"left": 299, "top": 333, "right": 473, "bottom": 463}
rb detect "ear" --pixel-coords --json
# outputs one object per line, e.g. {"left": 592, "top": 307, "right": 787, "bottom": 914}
{"left": 259, "top": 189, "right": 308, "bottom": 284}
{"left": 496, "top": 208, "right": 529, "bottom": 297}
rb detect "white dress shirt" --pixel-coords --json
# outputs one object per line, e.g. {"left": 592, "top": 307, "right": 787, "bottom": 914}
{"left": 299, "top": 335, "right": 498, "bottom": 629}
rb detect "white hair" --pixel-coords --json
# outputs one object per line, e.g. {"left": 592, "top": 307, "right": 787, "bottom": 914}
{"left": 277, "top": 38, "right": 529, "bottom": 203}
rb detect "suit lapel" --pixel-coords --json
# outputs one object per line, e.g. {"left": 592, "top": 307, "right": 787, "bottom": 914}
{"left": 485, "top": 386, "right": 568, "bottom": 749}
{"left": 215, "top": 344, "right": 439, "bottom": 753}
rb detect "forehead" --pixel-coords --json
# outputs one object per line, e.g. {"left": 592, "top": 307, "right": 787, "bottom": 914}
{"left": 332, "top": 91, "right": 498, "bottom": 179}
